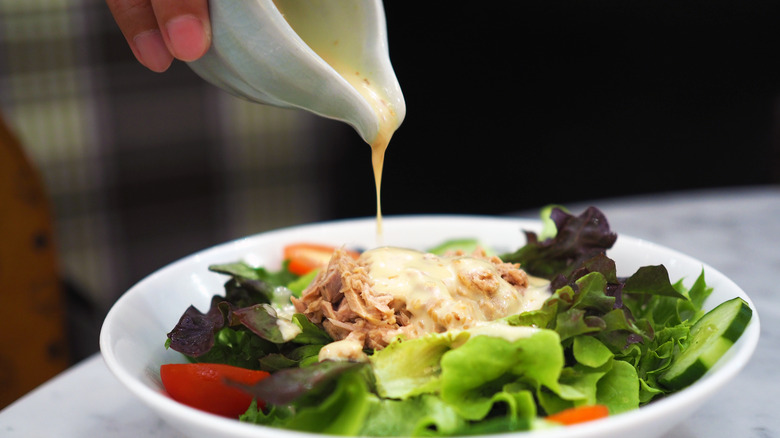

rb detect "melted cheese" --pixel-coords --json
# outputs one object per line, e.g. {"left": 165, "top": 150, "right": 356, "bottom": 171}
{"left": 359, "top": 247, "right": 550, "bottom": 338}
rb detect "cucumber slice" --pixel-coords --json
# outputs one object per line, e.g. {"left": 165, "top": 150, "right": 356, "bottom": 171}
{"left": 659, "top": 297, "right": 752, "bottom": 390}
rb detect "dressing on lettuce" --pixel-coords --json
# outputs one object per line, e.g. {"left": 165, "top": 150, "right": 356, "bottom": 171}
{"left": 163, "top": 206, "right": 742, "bottom": 436}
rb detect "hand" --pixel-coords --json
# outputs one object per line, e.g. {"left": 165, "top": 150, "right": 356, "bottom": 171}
{"left": 106, "top": 0, "right": 211, "bottom": 73}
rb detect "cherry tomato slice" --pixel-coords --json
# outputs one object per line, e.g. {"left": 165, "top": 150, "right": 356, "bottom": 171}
{"left": 160, "top": 363, "right": 269, "bottom": 418}
{"left": 284, "top": 243, "right": 359, "bottom": 275}
{"left": 546, "top": 404, "right": 610, "bottom": 425}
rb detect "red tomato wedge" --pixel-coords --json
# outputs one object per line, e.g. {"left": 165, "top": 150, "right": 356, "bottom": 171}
{"left": 283, "top": 243, "right": 359, "bottom": 275}
{"left": 546, "top": 405, "right": 610, "bottom": 425}
{"left": 160, "top": 363, "right": 269, "bottom": 418}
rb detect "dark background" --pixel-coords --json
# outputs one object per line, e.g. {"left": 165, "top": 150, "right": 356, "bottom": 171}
{"left": 327, "top": 1, "right": 780, "bottom": 218}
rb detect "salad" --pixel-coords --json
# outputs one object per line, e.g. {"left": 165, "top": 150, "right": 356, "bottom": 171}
{"left": 160, "top": 207, "right": 752, "bottom": 436}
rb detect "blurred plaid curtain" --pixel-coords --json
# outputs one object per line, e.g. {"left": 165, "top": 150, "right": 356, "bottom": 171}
{"left": 0, "top": 0, "right": 349, "bottom": 358}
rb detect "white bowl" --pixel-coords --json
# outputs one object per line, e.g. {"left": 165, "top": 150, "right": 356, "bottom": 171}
{"left": 100, "top": 215, "right": 760, "bottom": 438}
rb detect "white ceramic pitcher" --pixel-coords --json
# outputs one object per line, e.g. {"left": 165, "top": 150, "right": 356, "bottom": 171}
{"left": 187, "top": 0, "right": 406, "bottom": 145}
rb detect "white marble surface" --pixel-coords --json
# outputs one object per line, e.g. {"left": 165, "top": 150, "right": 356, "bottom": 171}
{"left": 1, "top": 185, "right": 778, "bottom": 438}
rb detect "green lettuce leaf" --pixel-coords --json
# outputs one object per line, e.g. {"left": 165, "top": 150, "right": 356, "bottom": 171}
{"left": 209, "top": 260, "right": 298, "bottom": 289}
{"left": 283, "top": 371, "right": 374, "bottom": 435}
{"left": 538, "top": 357, "right": 639, "bottom": 415}
{"left": 370, "top": 332, "right": 460, "bottom": 399}
{"left": 290, "top": 313, "right": 333, "bottom": 345}
{"left": 210, "top": 261, "right": 296, "bottom": 308}
{"left": 597, "top": 359, "right": 640, "bottom": 413}
{"left": 359, "top": 394, "right": 467, "bottom": 437}
{"left": 187, "top": 325, "right": 275, "bottom": 369}
{"left": 242, "top": 369, "right": 374, "bottom": 436}
{"left": 439, "top": 330, "right": 563, "bottom": 421}
{"left": 573, "top": 335, "right": 613, "bottom": 368}
{"left": 287, "top": 269, "right": 319, "bottom": 298}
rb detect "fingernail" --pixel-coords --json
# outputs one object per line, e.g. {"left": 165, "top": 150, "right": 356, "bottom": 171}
{"left": 166, "top": 15, "right": 209, "bottom": 61}
{"left": 134, "top": 29, "right": 173, "bottom": 72}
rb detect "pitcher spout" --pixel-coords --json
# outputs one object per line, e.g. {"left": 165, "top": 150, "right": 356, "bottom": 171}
{"left": 187, "top": 0, "right": 405, "bottom": 145}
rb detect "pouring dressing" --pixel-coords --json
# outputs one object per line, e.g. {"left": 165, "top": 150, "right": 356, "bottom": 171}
{"left": 186, "top": 0, "right": 405, "bottom": 236}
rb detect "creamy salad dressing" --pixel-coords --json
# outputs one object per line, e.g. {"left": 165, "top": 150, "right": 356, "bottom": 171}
{"left": 276, "top": 317, "right": 302, "bottom": 342}
{"left": 464, "top": 324, "right": 541, "bottom": 342}
{"left": 338, "top": 72, "right": 398, "bottom": 239}
{"left": 294, "top": 59, "right": 398, "bottom": 240}
{"left": 316, "top": 247, "right": 550, "bottom": 362}
{"left": 318, "top": 337, "right": 366, "bottom": 362}
{"left": 360, "top": 247, "right": 550, "bottom": 337}
{"left": 272, "top": 0, "right": 400, "bottom": 238}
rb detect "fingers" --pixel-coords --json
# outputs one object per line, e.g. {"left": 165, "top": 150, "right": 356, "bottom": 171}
{"left": 106, "top": 0, "right": 211, "bottom": 73}
{"left": 106, "top": 0, "right": 173, "bottom": 72}
{"left": 151, "top": 0, "right": 211, "bottom": 62}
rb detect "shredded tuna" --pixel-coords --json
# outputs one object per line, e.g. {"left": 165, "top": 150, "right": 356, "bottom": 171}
{"left": 291, "top": 247, "right": 531, "bottom": 351}
{"left": 445, "top": 249, "right": 529, "bottom": 290}
{"left": 292, "top": 249, "right": 403, "bottom": 349}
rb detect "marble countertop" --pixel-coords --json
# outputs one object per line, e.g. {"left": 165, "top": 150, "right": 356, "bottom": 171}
{"left": 2, "top": 185, "right": 778, "bottom": 438}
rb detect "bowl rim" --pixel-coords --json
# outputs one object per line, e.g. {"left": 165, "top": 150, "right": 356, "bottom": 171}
{"left": 100, "top": 214, "right": 761, "bottom": 438}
